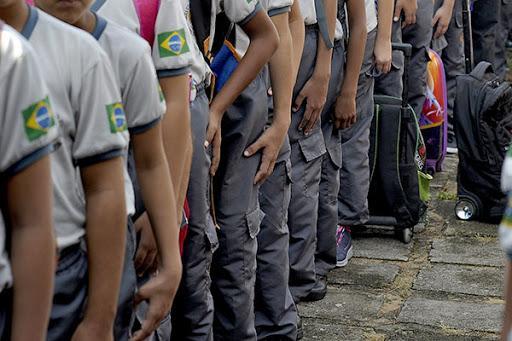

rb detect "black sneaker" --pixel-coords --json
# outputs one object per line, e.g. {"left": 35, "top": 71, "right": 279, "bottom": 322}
{"left": 302, "top": 275, "right": 327, "bottom": 302}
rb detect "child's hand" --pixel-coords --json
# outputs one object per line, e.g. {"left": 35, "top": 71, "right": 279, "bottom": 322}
{"left": 394, "top": 0, "right": 418, "bottom": 27}
{"left": 244, "top": 121, "right": 289, "bottom": 185}
{"left": 71, "top": 318, "right": 114, "bottom": 341}
{"left": 293, "top": 73, "right": 330, "bottom": 135}
{"left": 131, "top": 265, "right": 182, "bottom": 341}
{"left": 205, "top": 109, "right": 223, "bottom": 176}
{"left": 432, "top": 5, "right": 453, "bottom": 39}
{"left": 134, "top": 213, "right": 159, "bottom": 276}
{"left": 374, "top": 39, "right": 392, "bottom": 74}
{"left": 333, "top": 95, "right": 357, "bottom": 129}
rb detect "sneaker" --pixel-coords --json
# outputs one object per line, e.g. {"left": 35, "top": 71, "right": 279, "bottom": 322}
{"left": 447, "top": 133, "right": 458, "bottom": 154}
{"left": 336, "top": 225, "right": 353, "bottom": 267}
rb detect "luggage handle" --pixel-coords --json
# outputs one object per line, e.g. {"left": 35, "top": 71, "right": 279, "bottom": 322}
{"left": 392, "top": 43, "right": 412, "bottom": 110}
{"left": 470, "top": 61, "right": 495, "bottom": 79}
{"left": 462, "top": 0, "right": 474, "bottom": 73}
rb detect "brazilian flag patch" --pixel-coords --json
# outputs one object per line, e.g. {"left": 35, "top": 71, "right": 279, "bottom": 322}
{"left": 158, "top": 29, "right": 190, "bottom": 58}
{"left": 106, "top": 102, "right": 127, "bottom": 133}
{"left": 157, "top": 82, "right": 165, "bottom": 102}
{"left": 22, "top": 97, "right": 55, "bottom": 142}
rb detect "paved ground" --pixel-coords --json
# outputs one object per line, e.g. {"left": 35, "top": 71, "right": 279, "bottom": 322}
{"left": 300, "top": 155, "right": 505, "bottom": 340}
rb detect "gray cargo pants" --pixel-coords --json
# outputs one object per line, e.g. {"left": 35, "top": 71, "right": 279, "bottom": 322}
{"left": 211, "top": 70, "right": 268, "bottom": 341}
{"left": 288, "top": 26, "right": 327, "bottom": 302}
{"left": 171, "top": 87, "right": 217, "bottom": 341}
{"left": 496, "top": 0, "right": 511, "bottom": 80}
{"left": 315, "top": 39, "right": 346, "bottom": 277}
{"left": 472, "top": 0, "right": 501, "bottom": 65}
{"left": 338, "top": 28, "right": 376, "bottom": 227}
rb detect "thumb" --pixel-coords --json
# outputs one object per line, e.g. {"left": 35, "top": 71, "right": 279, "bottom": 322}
{"left": 432, "top": 12, "right": 440, "bottom": 27}
{"left": 244, "top": 138, "right": 263, "bottom": 157}
{"left": 205, "top": 124, "right": 215, "bottom": 148}
{"left": 393, "top": 4, "right": 402, "bottom": 22}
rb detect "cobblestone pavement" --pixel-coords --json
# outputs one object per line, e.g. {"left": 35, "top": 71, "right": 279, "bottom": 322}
{"left": 299, "top": 155, "right": 505, "bottom": 340}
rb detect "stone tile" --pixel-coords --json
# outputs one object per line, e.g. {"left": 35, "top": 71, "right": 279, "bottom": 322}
{"left": 398, "top": 297, "right": 503, "bottom": 333}
{"left": 353, "top": 237, "right": 413, "bottom": 262}
{"left": 414, "top": 264, "right": 504, "bottom": 297}
{"left": 378, "top": 325, "right": 497, "bottom": 341}
{"left": 329, "top": 260, "right": 400, "bottom": 289}
{"left": 434, "top": 200, "right": 499, "bottom": 237}
{"left": 299, "top": 288, "right": 384, "bottom": 323}
{"left": 430, "top": 237, "right": 504, "bottom": 267}
{"left": 303, "top": 320, "right": 366, "bottom": 340}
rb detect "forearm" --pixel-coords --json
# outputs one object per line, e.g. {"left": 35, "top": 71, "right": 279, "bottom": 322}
{"left": 377, "top": 0, "right": 393, "bottom": 43}
{"left": 82, "top": 159, "right": 126, "bottom": 326}
{"left": 289, "top": 0, "right": 305, "bottom": 83}
{"left": 340, "top": 2, "right": 367, "bottom": 96}
{"left": 210, "top": 11, "right": 279, "bottom": 115}
{"left": 160, "top": 75, "right": 193, "bottom": 211}
{"left": 8, "top": 158, "right": 55, "bottom": 341}
{"left": 134, "top": 131, "right": 181, "bottom": 269}
{"left": 269, "top": 13, "right": 293, "bottom": 128}
{"left": 441, "top": 0, "right": 455, "bottom": 12}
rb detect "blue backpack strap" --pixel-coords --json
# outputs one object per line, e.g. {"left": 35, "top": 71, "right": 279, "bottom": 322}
{"left": 314, "top": 0, "right": 334, "bottom": 49}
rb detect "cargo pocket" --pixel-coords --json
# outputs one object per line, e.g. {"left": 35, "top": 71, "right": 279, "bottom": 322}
{"left": 245, "top": 208, "right": 265, "bottom": 239}
{"left": 298, "top": 130, "right": 326, "bottom": 162}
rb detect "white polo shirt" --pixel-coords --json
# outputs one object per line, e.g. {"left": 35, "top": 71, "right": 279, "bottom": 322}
{"left": 20, "top": 7, "right": 128, "bottom": 249}
{"left": 300, "top": 0, "right": 344, "bottom": 41}
{"left": 0, "top": 23, "right": 59, "bottom": 290}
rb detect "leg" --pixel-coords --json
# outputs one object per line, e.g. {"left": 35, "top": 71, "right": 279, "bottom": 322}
{"left": 211, "top": 73, "right": 268, "bottom": 341}
{"left": 255, "top": 159, "right": 297, "bottom": 341}
{"left": 171, "top": 89, "right": 216, "bottom": 341}
{"left": 471, "top": 0, "right": 501, "bottom": 65}
{"left": 402, "top": 0, "right": 434, "bottom": 116}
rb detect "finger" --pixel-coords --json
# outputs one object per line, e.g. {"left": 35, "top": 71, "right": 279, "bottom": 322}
{"left": 393, "top": 5, "right": 402, "bottom": 22}
{"left": 432, "top": 13, "right": 440, "bottom": 27}
{"left": 244, "top": 139, "right": 263, "bottom": 158}
{"left": 375, "top": 62, "right": 384, "bottom": 73}
{"left": 131, "top": 313, "right": 159, "bottom": 341}
{"left": 299, "top": 103, "right": 314, "bottom": 131}
{"left": 267, "top": 88, "right": 273, "bottom": 96}
{"left": 210, "top": 132, "right": 221, "bottom": 176}
{"left": 305, "top": 109, "right": 320, "bottom": 133}
{"left": 254, "top": 153, "right": 271, "bottom": 185}
{"left": 293, "top": 92, "right": 305, "bottom": 112}
{"left": 134, "top": 246, "right": 148, "bottom": 274}
{"left": 385, "top": 62, "right": 392, "bottom": 74}
{"left": 205, "top": 124, "right": 215, "bottom": 148}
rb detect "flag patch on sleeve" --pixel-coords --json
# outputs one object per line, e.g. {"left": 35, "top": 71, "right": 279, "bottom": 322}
{"left": 22, "top": 97, "right": 55, "bottom": 142}
{"left": 106, "top": 102, "right": 127, "bottom": 133}
{"left": 158, "top": 29, "right": 190, "bottom": 58}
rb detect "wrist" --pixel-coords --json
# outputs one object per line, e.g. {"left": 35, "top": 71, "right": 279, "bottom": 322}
{"left": 80, "top": 314, "right": 115, "bottom": 332}
{"left": 270, "top": 114, "right": 291, "bottom": 131}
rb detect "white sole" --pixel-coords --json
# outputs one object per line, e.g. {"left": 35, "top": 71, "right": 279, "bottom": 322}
{"left": 336, "top": 245, "right": 353, "bottom": 268}
{"left": 446, "top": 147, "right": 458, "bottom": 154}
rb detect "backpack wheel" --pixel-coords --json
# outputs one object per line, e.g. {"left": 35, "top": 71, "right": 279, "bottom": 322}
{"left": 455, "top": 197, "right": 478, "bottom": 221}
{"left": 396, "top": 227, "right": 413, "bottom": 244}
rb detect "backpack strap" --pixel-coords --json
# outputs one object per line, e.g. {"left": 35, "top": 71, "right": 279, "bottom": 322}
{"left": 470, "top": 61, "right": 494, "bottom": 80}
{"left": 314, "top": 0, "right": 334, "bottom": 49}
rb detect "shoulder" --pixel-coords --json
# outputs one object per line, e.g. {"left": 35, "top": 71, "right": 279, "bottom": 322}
{"left": 0, "top": 24, "right": 36, "bottom": 79}
{"left": 103, "top": 19, "right": 151, "bottom": 59}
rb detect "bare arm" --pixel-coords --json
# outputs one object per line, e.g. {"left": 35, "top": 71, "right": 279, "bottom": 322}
{"left": 7, "top": 156, "right": 55, "bottom": 341}
{"left": 289, "top": 0, "right": 305, "bottom": 83}
{"left": 333, "top": 0, "right": 367, "bottom": 129}
{"left": 130, "top": 123, "right": 182, "bottom": 341}
{"left": 206, "top": 10, "right": 279, "bottom": 176}
{"left": 293, "top": 0, "right": 336, "bottom": 134}
{"left": 375, "top": 0, "right": 393, "bottom": 73}
{"left": 244, "top": 10, "right": 293, "bottom": 184}
{"left": 76, "top": 157, "right": 127, "bottom": 340}
{"left": 432, "top": 0, "right": 455, "bottom": 38}
{"left": 159, "top": 74, "right": 193, "bottom": 217}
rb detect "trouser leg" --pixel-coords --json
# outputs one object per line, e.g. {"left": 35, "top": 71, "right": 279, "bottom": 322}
{"left": 211, "top": 72, "right": 267, "bottom": 341}
{"left": 255, "top": 159, "right": 297, "bottom": 341}
{"left": 471, "top": 0, "right": 501, "bottom": 65}
{"left": 171, "top": 89, "right": 216, "bottom": 341}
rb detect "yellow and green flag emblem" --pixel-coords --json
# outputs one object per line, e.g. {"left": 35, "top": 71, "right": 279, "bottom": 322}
{"left": 22, "top": 97, "right": 55, "bottom": 142}
{"left": 106, "top": 102, "right": 127, "bottom": 133}
{"left": 158, "top": 29, "right": 189, "bottom": 58}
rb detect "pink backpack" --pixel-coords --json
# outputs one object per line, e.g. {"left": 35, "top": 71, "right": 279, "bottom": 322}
{"left": 133, "top": 0, "right": 159, "bottom": 46}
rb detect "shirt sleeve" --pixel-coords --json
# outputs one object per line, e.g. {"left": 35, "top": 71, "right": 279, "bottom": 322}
{"left": 266, "top": 0, "right": 292, "bottom": 16}
{"left": 220, "top": 0, "right": 262, "bottom": 25}
{"left": 152, "top": 0, "right": 193, "bottom": 78}
{"left": 72, "top": 51, "right": 128, "bottom": 167}
{"left": 0, "top": 37, "right": 58, "bottom": 176}
{"left": 124, "top": 48, "right": 166, "bottom": 135}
